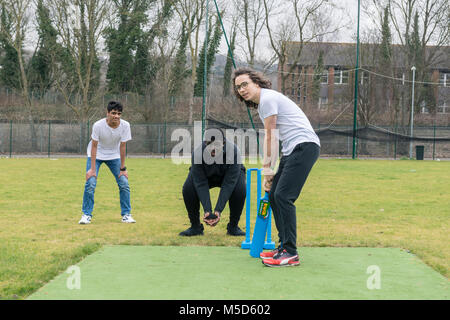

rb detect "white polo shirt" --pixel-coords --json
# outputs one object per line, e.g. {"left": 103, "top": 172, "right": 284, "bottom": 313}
{"left": 87, "top": 118, "right": 132, "bottom": 160}
{"left": 258, "top": 88, "right": 320, "bottom": 156}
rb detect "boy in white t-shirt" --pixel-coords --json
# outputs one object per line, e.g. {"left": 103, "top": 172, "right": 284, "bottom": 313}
{"left": 78, "top": 101, "right": 135, "bottom": 224}
{"left": 233, "top": 68, "right": 320, "bottom": 267}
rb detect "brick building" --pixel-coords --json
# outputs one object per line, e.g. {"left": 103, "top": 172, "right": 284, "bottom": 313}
{"left": 278, "top": 42, "right": 450, "bottom": 121}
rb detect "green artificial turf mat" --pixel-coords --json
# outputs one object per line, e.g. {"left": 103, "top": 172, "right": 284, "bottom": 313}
{"left": 28, "top": 246, "right": 449, "bottom": 300}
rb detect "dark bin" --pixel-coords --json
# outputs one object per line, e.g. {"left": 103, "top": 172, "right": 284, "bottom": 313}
{"left": 416, "top": 145, "right": 424, "bottom": 160}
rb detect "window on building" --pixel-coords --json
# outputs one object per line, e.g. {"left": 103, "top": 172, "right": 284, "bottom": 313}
{"left": 396, "top": 72, "right": 405, "bottom": 84}
{"left": 334, "top": 70, "right": 341, "bottom": 84}
{"left": 318, "top": 97, "right": 328, "bottom": 109}
{"left": 321, "top": 72, "right": 328, "bottom": 84}
{"left": 437, "top": 102, "right": 448, "bottom": 114}
{"left": 334, "top": 68, "right": 349, "bottom": 85}
{"left": 341, "top": 70, "right": 349, "bottom": 84}
{"left": 303, "top": 84, "right": 308, "bottom": 105}
{"left": 420, "top": 106, "right": 429, "bottom": 114}
{"left": 420, "top": 101, "right": 429, "bottom": 114}
{"left": 291, "top": 74, "right": 296, "bottom": 97}
{"left": 297, "top": 79, "right": 302, "bottom": 103}
{"left": 360, "top": 71, "right": 369, "bottom": 85}
{"left": 439, "top": 72, "right": 449, "bottom": 87}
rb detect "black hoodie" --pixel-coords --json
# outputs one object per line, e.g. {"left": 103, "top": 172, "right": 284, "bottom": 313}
{"left": 190, "top": 140, "right": 245, "bottom": 214}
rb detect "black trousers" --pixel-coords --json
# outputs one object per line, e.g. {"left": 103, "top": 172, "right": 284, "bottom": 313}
{"left": 269, "top": 142, "right": 320, "bottom": 255}
{"left": 182, "top": 170, "right": 246, "bottom": 227}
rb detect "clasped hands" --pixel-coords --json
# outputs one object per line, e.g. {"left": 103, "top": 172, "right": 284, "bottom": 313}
{"left": 203, "top": 211, "right": 221, "bottom": 227}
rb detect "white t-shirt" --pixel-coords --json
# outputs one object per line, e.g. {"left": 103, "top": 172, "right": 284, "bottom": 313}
{"left": 258, "top": 88, "right": 320, "bottom": 156}
{"left": 87, "top": 118, "right": 132, "bottom": 160}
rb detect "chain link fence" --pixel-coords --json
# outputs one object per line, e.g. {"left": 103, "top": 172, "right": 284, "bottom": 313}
{"left": 1, "top": 120, "right": 449, "bottom": 159}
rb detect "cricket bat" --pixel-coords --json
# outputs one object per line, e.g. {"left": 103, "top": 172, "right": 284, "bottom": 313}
{"left": 249, "top": 192, "right": 271, "bottom": 258}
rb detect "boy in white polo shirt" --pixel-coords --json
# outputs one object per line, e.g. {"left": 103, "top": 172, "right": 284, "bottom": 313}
{"left": 78, "top": 101, "right": 135, "bottom": 224}
{"left": 233, "top": 68, "right": 320, "bottom": 267}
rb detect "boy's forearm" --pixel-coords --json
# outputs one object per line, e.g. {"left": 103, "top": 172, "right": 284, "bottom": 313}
{"left": 263, "top": 115, "right": 278, "bottom": 172}
{"left": 264, "top": 131, "right": 272, "bottom": 168}
{"left": 120, "top": 143, "right": 126, "bottom": 168}
{"left": 91, "top": 145, "right": 97, "bottom": 169}
{"left": 263, "top": 130, "right": 278, "bottom": 174}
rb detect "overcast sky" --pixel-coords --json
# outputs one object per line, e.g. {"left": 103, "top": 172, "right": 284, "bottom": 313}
{"left": 22, "top": 0, "right": 375, "bottom": 63}
{"left": 217, "top": 0, "right": 370, "bottom": 64}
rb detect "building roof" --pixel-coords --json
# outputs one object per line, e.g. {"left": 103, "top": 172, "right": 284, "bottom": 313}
{"left": 285, "top": 42, "right": 450, "bottom": 70}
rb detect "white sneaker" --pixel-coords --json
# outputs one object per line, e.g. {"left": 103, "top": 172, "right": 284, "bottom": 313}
{"left": 79, "top": 214, "right": 92, "bottom": 224}
{"left": 121, "top": 214, "right": 136, "bottom": 223}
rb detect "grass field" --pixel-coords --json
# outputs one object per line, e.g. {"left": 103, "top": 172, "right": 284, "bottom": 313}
{"left": 1, "top": 158, "right": 449, "bottom": 299}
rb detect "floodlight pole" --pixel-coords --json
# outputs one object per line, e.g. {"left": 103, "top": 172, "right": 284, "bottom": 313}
{"left": 352, "top": 0, "right": 361, "bottom": 159}
{"left": 409, "top": 66, "right": 416, "bottom": 159}
{"left": 212, "top": 0, "right": 259, "bottom": 149}
{"left": 202, "top": 0, "right": 209, "bottom": 139}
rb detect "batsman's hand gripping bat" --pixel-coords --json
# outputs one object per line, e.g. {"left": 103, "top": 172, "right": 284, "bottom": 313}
{"left": 249, "top": 192, "right": 271, "bottom": 258}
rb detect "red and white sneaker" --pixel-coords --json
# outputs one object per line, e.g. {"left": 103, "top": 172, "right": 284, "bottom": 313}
{"left": 260, "top": 246, "right": 283, "bottom": 260}
{"left": 262, "top": 250, "right": 300, "bottom": 267}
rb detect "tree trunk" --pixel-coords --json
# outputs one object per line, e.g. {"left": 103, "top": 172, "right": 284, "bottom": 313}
{"left": 18, "top": 36, "right": 38, "bottom": 151}
{"left": 188, "top": 78, "right": 195, "bottom": 124}
{"left": 28, "top": 114, "right": 38, "bottom": 152}
{"left": 80, "top": 112, "right": 90, "bottom": 152}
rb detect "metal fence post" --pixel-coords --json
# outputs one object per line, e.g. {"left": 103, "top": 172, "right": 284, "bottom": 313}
{"left": 87, "top": 120, "right": 90, "bottom": 150}
{"left": 394, "top": 125, "right": 398, "bottom": 160}
{"left": 433, "top": 123, "right": 436, "bottom": 160}
{"left": 9, "top": 120, "right": 12, "bottom": 158}
{"left": 163, "top": 121, "right": 167, "bottom": 158}
{"left": 80, "top": 122, "right": 83, "bottom": 154}
{"left": 48, "top": 120, "right": 51, "bottom": 158}
{"left": 157, "top": 124, "right": 161, "bottom": 154}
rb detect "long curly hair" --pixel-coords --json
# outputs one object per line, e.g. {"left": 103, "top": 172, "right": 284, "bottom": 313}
{"left": 232, "top": 68, "right": 272, "bottom": 109}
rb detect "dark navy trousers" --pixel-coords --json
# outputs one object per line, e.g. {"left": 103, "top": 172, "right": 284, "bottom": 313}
{"left": 268, "top": 142, "right": 320, "bottom": 255}
{"left": 182, "top": 170, "right": 246, "bottom": 227}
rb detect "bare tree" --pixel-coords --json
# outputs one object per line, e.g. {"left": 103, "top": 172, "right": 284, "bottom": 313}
{"left": 174, "top": 0, "right": 208, "bottom": 124}
{"left": 264, "top": 0, "right": 345, "bottom": 93}
{"left": 45, "top": 0, "right": 110, "bottom": 149}
{"left": 383, "top": 0, "right": 449, "bottom": 49}
{"left": 0, "top": 0, "right": 40, "bottom": 148}
{"left": 369, "top": 0, "right": 449, "bottom": 125}
{"left": 232, "top": 0, "right": 270, "bottom": 67}
{"left": 47, "top": 0, "right": 109, "bottom": 123}
{"left": 141, "top": 0, "right": 177, "bottom": 123}
{"left": 0, "top": 0, "right": 33, "bottom": 104}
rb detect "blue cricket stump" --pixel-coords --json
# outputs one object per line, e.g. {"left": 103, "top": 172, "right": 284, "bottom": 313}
{"left": 241, "top": 168, "right": 276, "bottom": 250}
